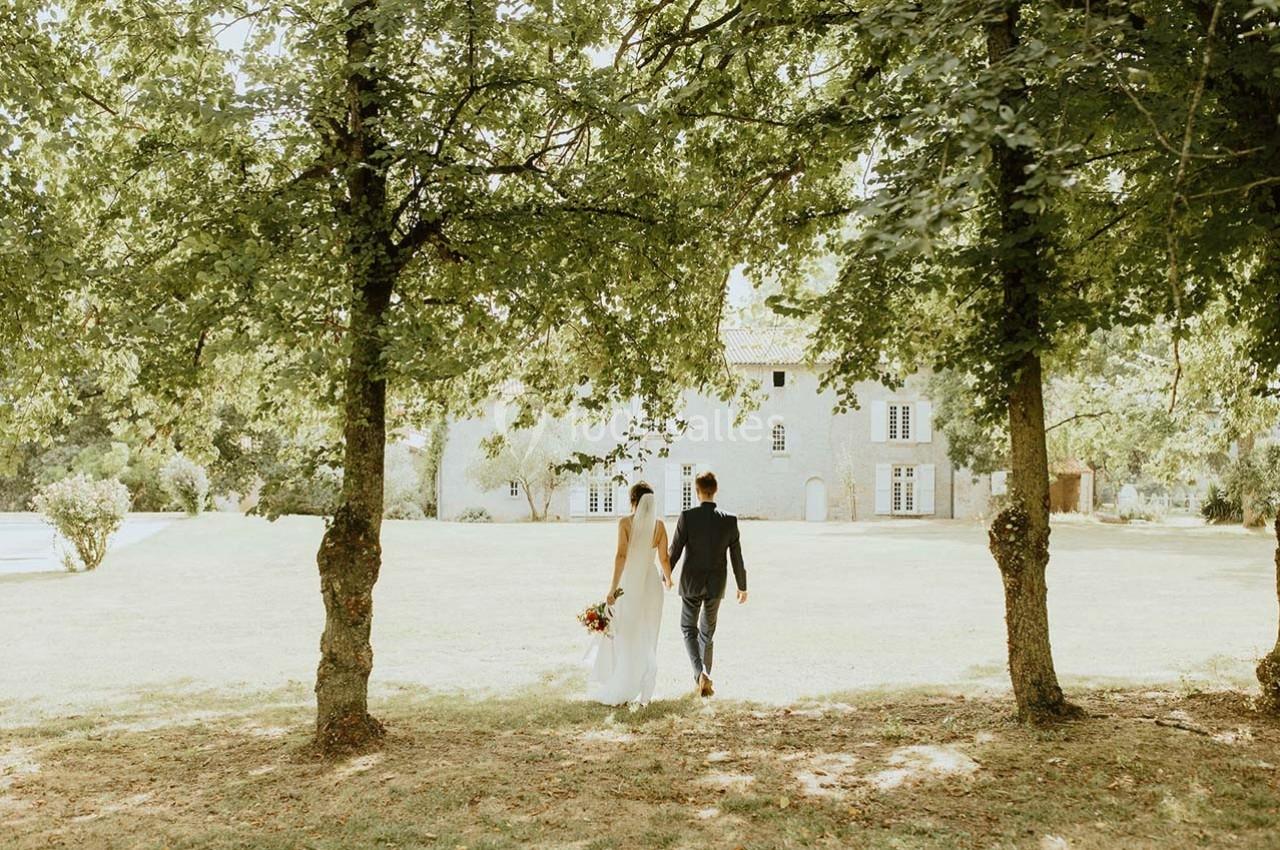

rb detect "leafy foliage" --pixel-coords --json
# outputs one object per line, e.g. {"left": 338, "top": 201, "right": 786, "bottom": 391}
{"left": 51, "top": 0, "right": 757, "bottom": 452}
{"left": 383, "top": 443, "right": 426, "bottom": 521}
{"left": 418, "top": 420, "right": 448, "bottom": 518}
{"left": 0, "top": 385, "right": 171, "bottom": 513}
{"left": 160, "top": 454, "right": 210, "bottom": 516}
{"left": 456, "top": 507, "right": 493, "bottom": 523}
{"left": 932, "top": 312, "right": 1280, "bottom": 501}
{"left": 1200, "top": 483, "right": 1243, "bottom": 524}
{"left": 254, "top": 460, "right": 343, "bottom": 520}
{"left": 1221, "top": 445, "right": 1280, "bottom": 527}
{"left": 32, "top": 474, "right": 131, "bottom": 572}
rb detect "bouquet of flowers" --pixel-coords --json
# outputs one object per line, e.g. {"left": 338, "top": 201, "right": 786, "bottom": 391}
{"left": 578, "top": 588, "right": 623, "bottom": 637}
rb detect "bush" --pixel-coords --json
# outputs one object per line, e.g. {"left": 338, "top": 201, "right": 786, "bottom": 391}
{"left": 1226, "top": 447, "right": 1280, "bottom": 526}
{"left": 116, "top": 448, "right": 168, "bottom": 511}
{"left": 456, "top": 507, "right": 492, "bottom": 523}
{"left": 160, "top": 454, "right": 210, "bottom": 516}
{"left": 384, "top": 443, "right": 425, "bottom": 520}
{"left": 255, "top": 463, "right": 342, "bottom": 518}
{"left": 32, "top": 475, "right": 131, "bottom": 572}
{"left": 1118, "top": 506, "right": 1161, "bottom": 523}
{"left": 420, "top": 420, "right": 447, "bottom": 518}
{"left": 1201, "top": 483, "right": 1243, "bottom": 524}
{"left": 386, "top": 501, "right": 427, "bottom": 520}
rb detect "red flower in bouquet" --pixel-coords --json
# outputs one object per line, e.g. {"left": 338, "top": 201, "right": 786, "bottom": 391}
{"left": 578, "top": 589, "right": 623, "bottom": 637}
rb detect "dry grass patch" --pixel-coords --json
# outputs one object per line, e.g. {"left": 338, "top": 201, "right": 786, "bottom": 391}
{"left": 2, "top": 688, "right": 1279, "bottom": 849}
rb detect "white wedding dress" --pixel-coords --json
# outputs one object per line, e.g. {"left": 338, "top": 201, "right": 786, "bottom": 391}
{"left": 587, "top": 493, "right": 665, "bottom": 706}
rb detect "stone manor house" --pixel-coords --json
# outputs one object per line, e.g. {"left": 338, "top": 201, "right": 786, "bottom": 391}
{"left": 435, "top": 328, "right": 1007, "bottom": 522}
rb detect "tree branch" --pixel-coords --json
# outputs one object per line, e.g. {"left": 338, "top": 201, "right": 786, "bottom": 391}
{"left": 1045, "top": 411, "right": 1110, "bottom": 433}
{"left": 395, "top": 217, "right": 461, "bottom": 265}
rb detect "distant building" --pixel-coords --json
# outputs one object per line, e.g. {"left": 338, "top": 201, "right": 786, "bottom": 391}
{"left": 1049, "top": 458, "right": 1096, "bottom": 514}
{"left": 437, "top": 328, "right": 981, "bottom": 521}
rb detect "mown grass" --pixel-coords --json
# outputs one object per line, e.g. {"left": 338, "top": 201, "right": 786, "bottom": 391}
{"left": 3, "top": 686, "right": 1279, "bottom": 849}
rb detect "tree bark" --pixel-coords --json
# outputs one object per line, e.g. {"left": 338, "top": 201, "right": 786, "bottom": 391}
{"left": 314, "top": 0, "right": 396, "bottom": 753}
{"left": 985, "top": 3, "right": 1081, "bottom": 723}
{"left": 989, "top": 355, "right": 1080, "bottom": 721}
{"left": 315, "top": 277, "right": 390, "bottom": 750}
{"left": 1256, "top": 510, "right": 1280, "bottom": 713}
{"left": 524, "top": 485, "right": 543, "bottom": 521}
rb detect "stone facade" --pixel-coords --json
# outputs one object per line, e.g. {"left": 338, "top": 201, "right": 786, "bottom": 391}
{"left": 436, "top": 330, "right": 995, "bottom": 522}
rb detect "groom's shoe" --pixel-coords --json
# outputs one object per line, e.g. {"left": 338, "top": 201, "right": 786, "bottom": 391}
{"left": 699, "top": 672, "right": 715, "bottom": 698}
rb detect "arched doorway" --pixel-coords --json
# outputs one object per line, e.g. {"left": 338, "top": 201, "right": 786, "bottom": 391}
{"left": 804, "top": 477, "right": 827, "bottom": 522}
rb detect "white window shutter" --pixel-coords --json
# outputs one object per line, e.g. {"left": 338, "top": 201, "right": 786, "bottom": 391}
{"left": 917, "top": 464, "right": 935, "bottom": 515}
{"left": 874, "top": 464, "right": 891, "bottom": 514}
{"left": 870, "top": 400, "right": 888, "bottom": 443}
{"left": 664, "top": 462, "right": 682, "bottom": 515}
{"left": 991, "top": 470, "right": 1008, "bottom": 496}
{"left": 569, "top": 483, "right": 587, "bottom": 517}
{"left": 915, "top": 401, "right": 933, "bottom": 443}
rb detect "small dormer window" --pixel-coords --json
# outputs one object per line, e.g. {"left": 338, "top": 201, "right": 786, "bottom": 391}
{"left": 773, "top": 370, "right": 786, "bottom": 387}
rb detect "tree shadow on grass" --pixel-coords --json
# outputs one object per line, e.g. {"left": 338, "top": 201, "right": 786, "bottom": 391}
{"left": 375, "top": 679, "right": 701, "bottom": 734}
{"left": 8, "top": 686, "right": 1280, "bottom": 850}
{"left": 0, "top": 570, "right": 75, "bottom": 585}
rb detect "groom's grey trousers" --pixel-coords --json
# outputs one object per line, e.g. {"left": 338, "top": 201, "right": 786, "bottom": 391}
{"left": 681, "top": 595, "right": 722, "bottom": 681}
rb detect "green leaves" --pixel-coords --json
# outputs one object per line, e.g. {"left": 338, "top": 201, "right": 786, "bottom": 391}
{"left": 8, "top": 0, "right": 1277, "bottom": 483}
{"left": 0, "top": 0, "right": 783, "bottom": 479}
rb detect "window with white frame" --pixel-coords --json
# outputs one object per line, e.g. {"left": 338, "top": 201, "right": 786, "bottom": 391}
{"left": 888, "top": 402, "right": 913, "bottom": 441}
{"left": 892, "top": 465, "right": 916, "bottom": 514}
{"left": 771, "top": 422, "right": 787, "bottom": 454}
{"left": 508, "top": 480, "right": 520, "bottom": 498}
{"left": 681, "top": 464, "right": 696, "bottom": 510}
{"left": 587, "top": 472, "right": 614, "bottom": 516}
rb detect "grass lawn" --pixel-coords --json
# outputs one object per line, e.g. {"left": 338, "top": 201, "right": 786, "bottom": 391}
{"left": 1, "top": 513, "right": 1277, "bottom": 721}
{"left": 3, "top": 514, "right": 1279, "bottom": 847}
{"left": 4, "top": 685, "right": 1280, "bottom": 849}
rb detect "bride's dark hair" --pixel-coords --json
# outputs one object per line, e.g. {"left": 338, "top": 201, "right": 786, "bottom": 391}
{"left": 629, "top": 481, "right": 654, "bottom": 507}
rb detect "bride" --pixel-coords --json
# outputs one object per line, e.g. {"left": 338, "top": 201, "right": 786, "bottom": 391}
{"left": 587, "top": 482, "right": 673, "bottom": 706}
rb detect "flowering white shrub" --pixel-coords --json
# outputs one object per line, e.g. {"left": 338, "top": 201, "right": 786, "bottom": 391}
{"left": 160, "top": 454, "right": 210, "bottom": 516}
{"left": 384, "top": 443, "right": 426, "bottom": 520}
{"left": 32, "top": 475, "right": 131, "bottom": 572}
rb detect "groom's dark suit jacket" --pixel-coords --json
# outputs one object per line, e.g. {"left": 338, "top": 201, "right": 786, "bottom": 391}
{"left": 668, "top": 501, "right": 747, "bottom": 600}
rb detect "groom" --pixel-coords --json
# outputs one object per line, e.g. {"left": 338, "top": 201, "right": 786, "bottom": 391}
{"left": 668, "top": 470, "right": 748, "bottom": 698}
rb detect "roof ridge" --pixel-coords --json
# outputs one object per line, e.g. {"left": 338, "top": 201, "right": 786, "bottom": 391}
{"left": 721, "top": 326, "right": 816, "bottom": 365}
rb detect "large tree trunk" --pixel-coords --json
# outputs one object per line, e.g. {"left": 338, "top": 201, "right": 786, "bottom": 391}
{"left": 990, "top": 355, "right": 1079, "bottom": 720}
{"left": 315, "top": 274, "right": 391, "bottom": 750}
{"left": 314, "top": 0, "right": 396, "bottom": 753}
{"left": 985, "top": 2, "right": 1081, "bottom": 723}
{"left": 1256, "top": 511, "right": 1280, "bottom": 713}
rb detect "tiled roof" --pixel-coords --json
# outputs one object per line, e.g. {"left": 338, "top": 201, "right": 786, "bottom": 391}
{"left": 722, "top": 327, "right": 816, "bottom": 365}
